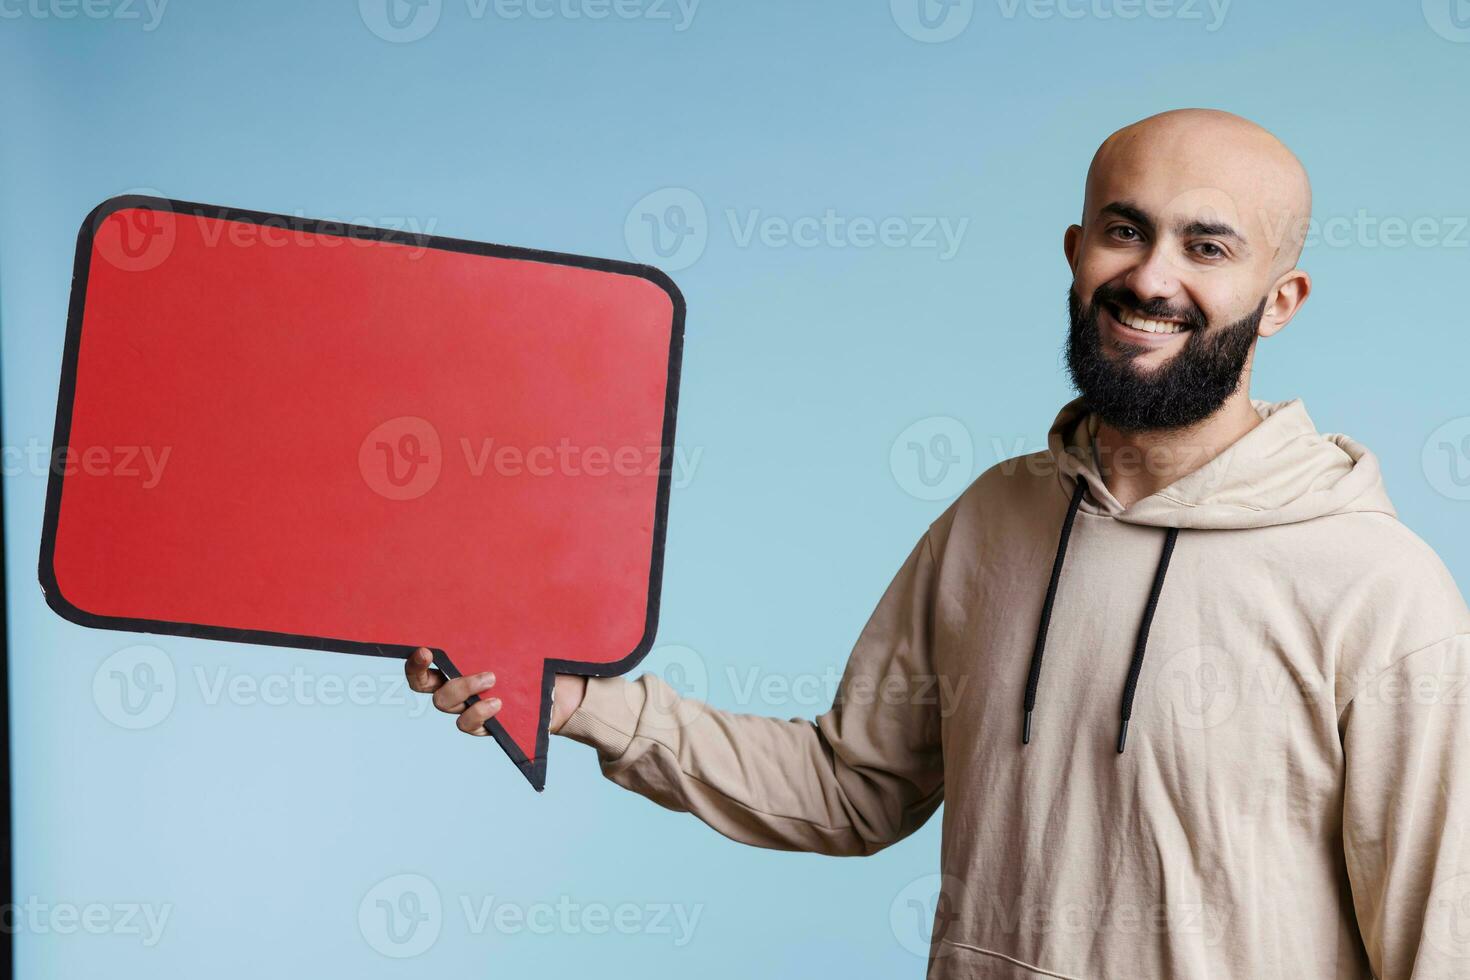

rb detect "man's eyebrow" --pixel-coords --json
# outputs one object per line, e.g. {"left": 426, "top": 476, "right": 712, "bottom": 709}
{"left": 1098, "top": 199, "right": 1249, "bottom": 252}
{"left": 1099, "top": 200, "right": 1154, "bottom": 232}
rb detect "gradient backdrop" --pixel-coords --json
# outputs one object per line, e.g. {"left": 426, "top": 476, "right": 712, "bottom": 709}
{"left": 3, "top": 2, "right": 1468, "bottom": 976}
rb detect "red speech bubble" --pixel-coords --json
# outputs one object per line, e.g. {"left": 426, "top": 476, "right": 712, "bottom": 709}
{"left": 40, "top": 197, "right": 684, "bottom": 790}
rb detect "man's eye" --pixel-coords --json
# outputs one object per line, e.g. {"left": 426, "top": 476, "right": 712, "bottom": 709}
{"left": 1109, "top": 226, "right": 1140, "bottom": 242}
{"left": 1192, "top": 242, "right": 1226, "bottom": 259}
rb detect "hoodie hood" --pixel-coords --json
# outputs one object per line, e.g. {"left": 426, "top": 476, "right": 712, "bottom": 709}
{"left": 1047, "top": 396, "right": 1397, "bottom": 529}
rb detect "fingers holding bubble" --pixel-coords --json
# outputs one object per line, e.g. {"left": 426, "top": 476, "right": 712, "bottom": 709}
{"left": 457, "top": 694, "right": 504, "bottom": 736}
{"left": 431, "top": 670, "right": 497, "bottom": 715}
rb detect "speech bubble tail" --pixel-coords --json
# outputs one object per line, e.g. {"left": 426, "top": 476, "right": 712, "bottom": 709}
{"left": 489, "top": 697, "right": 549, "bottom": 794}
{"left": 432, "top": 650, "right": 550, "bottom": 792}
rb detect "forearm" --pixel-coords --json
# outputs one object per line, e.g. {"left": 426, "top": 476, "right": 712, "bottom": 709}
{"left": 556, "top": 671, "right": 943, "bottom": 856}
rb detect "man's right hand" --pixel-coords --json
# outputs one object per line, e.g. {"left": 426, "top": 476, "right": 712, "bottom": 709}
{"left": 404, "top": 647, "right": 588, "bottom": 736}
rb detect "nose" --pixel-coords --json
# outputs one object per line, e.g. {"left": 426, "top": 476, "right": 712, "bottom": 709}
{"left": 1121, "top": 245, "right": 1182, "bottom": 309}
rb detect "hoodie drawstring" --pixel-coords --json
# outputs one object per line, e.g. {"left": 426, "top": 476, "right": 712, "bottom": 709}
{"left": 1022, "top": 480, "right": 1086, "bottom": 746}
{"left": 1022, "top": 479, "right": 1181, "bottom": 754}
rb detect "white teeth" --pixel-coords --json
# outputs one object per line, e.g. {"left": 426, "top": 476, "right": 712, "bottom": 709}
{"left": 1116, "top": 307, "right": 1185, "bottom": 335}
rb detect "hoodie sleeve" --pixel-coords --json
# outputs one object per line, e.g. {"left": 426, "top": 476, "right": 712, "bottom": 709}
{"left": 1340, "top": 632, "right": 1470, "bottom": 979}
{"left": 554, "top": 531, "right": 946, "bottom": 856}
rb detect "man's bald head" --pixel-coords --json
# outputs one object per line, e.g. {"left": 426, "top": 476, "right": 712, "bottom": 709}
{"left": 1083, "top": 109, "right": 1312, "bottom": 276}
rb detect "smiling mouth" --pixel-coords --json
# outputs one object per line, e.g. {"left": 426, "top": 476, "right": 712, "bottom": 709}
{"left": 1105, "top": 302, "right": 1193, "bottom": 336}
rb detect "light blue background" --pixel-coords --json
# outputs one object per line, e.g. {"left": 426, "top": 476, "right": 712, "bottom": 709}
{"left": 3, "top": 1, "right": 1468, "bottom": 976}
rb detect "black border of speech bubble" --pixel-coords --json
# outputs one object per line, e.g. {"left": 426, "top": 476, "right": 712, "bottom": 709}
{"left": 38, "top": 195, "right": 685, "bottom": 792}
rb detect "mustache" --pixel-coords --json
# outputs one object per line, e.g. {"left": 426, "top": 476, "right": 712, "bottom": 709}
{"left": 1091, "top": 283, "right": 1207, "bottom": 332}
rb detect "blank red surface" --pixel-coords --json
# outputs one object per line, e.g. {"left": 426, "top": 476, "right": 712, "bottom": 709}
{"left": 52, "top": 208, "right": 675, "bottom": 771}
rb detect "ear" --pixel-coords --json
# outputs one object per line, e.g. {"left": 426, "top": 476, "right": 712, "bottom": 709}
{"left": 1258, "top": 268, "right": 1311, "bottom": 339}
{"left": 1063, "top": 224, "right": 1082, "bottom": 272}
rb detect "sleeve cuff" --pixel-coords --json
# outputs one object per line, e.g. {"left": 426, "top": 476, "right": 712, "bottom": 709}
{"left": 554, "top": 675, "right": 644, "bottom": 760}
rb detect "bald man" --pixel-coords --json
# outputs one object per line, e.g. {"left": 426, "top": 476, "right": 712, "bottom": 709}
{"left": 409, "top": 109, "right": 1470, "bottom": 979}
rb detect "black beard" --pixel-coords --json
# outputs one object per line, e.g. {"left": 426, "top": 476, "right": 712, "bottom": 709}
{"left": 1065, "top": 284, "right": 1265, "bottom": 433}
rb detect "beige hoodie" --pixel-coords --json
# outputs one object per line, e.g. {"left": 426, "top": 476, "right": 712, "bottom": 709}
{"left": 556, "top": 398, "right": 1470, "bottom": 979}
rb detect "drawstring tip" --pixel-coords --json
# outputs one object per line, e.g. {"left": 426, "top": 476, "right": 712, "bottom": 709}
{"left": 1022, "top": 710, "right": 1033, "bottom": 745}
{"left": 1116, "top": 719, "right": 1130, "bottom": 754}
